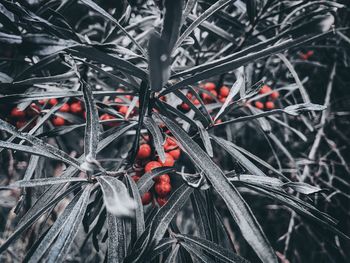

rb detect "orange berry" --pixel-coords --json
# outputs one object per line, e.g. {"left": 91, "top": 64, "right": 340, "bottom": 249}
{"left": 204, "top": 82, "right": 216, "bottom": 90}
{"left": 158, "top": 153, "right": 175, "bottom": 167}
{"left": 265, "top": 101, "right": 275, "bottom": 110}
{"left": 70, "top": 102, "right": 83, "bottom": 114}
{"left": 255, "top": 101, "right": 264, "bottom": 109}
{"left": 219, "top": 86, "right": 230, "bottom": 97}
{"left": 154, "top": 174, "right": 170, "bottom": 183}
{"left": 270, "top": 91, "right": 280, "bottom": 100}
{"left": 141, "top": 192, "right": 152, "bottom": 205}
{"left": 52, "top": 116, "right": 65, "bottom": 126}
{"left": 156, "top": 197, "right": 167, "bottom": 207}
{"left": 131, "top": 175, "right": 140, "bottom": 183}
{"left": 155, "top": 182, "right": 172, "bottom": 197}
{"left": 259, "top": 85, "right": 272, "bottom": 94}
{"left": 49, "top": 98, "right": 58, "bottom": 106}
{"left": 59, "top": 103, "right": 70, "bottom": 112}
{"left": 169, "top": 149, "right": 181, "bottom": 160}
{"left": 144, "top": 161, "right": 162, "bottom": 173}
{"left": 137, "top": 144, "right": 152, "bottom": 159}
{"left": 10, "top": 107, "right": 26, "bottom": 119}
{"left": 119, "top": 106, "right": 128, "bottom": 115}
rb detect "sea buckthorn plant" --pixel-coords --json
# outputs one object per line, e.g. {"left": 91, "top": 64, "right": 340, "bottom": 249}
{"left": 0, "top": 0, "right": 349, "bottom": 262}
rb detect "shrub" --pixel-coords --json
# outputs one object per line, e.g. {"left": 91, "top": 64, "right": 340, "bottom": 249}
{"left": 0, "top": 0, "right": 349, "bottom": 262}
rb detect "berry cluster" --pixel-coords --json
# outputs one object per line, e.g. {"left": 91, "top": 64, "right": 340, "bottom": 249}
{"left": 99, "top": 88, "right": 138, "bottom": 126}
{"left": 254, "top": 85, "right": 280, "bottom": 110}
{"left": 5, "top": 88, "right": 139, "bottom": 130}
{"left": 179, "top": 82, "right": 230, "bottom": 111}
{"left": 131, "top": 137, "right": 181, "bottom": 207}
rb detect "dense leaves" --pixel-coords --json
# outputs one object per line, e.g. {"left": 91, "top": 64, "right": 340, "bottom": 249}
{"left": 0, "top": 0, "right": 349, "bottom": 263}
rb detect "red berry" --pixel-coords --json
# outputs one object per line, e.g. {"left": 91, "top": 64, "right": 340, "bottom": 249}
{"left": 38, "top": 99, "right": 47, "bottom": 105}
{"left": 158, "top": 153, "right": 175, "bottom": 167}
{"left": 59, "top": 103, "right": 70, "bottom": 112}
{"left": 255, "top": 101, "right": 264, "bottom": 109}
{"left": 215, "top": 119, "right": 223, "bottom": 124}
{"left": 201, "top": 92, "right": 212, "bottom": 103}
{"left": 144, "top": 161, "right": 162, "bottom": 173}
{"left": 204, "top": 82, "right": 216, "bottom": 90}
{"left": 137, "top": 144, "right": 152, "bottom": 159}
{"left": 114, "top": 97, "right": 123, "bottom": 104}
{"left": 156, "top": 197, "right": 167, "bottom": 207}
{"left": 186, "top": 92, "right": 193, "bottom": 100}
{"left": 169, "top": 149, "right": 181, "bottom": 160}
{"left": 306, "top": 50, "right": 314, "bottom": 57}
{"left": 180, "top": 103, "right": 190, "bottom": 111}
{"left": 52, "top": 116, "right": 65, "bottom": 126}
{"left": 100, "top": 113, "right": 113, "bottom": 121}
{"left": 27, "top": 103, "right": 40, "bottom": 116}
{"left": 154, "top": 174, "right": 170, "bottom": 183}
{"left": 49, "top": 98, "right": 58, "bottom": 106}
{"left": 141, "top": 192, "right": 152, "bottom": 205}
{"left": 16, "top": 120, "right": 26, "bottom": 129}
{"left": 70, "top": 102, "right": 83, "bottom": 114}
{"left": 220, "top": 86, "right": 230, "bottom": 97}
{"left": 11, "top": 107, "right": 26, "bottom": 119}
{"left": 155, "top": 182, "right": 171, "bottom": 197}
{"left": 164, "top": 137, "right": 177, "bottom": 150}
{"left": 100, "top": 113, "right": 117, "bottom": 126}
{"left": 192, "top": 99, "right": 200, "bottom": 105}
{"left": 270, "top": 91, "right": 280, "bottom": 100}
{"left": 265, "top": 101, "right": 275, "bottom": 110}
{"left": 119, "top": 106, "right": 128, "bottom": 115}
{"left": 259, "top": 85, "right": 272, "bottom": 94}
{"left": 218, "top": 95, "right": 226, "bottom": 103}
{"left": 132, "top": 175, "right": 140, "bottom": 183}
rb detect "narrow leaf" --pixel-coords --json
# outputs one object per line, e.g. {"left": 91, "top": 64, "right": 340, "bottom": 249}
{"left": 159, "top": 116, "right": 277, "bottom": 263}
{"left": 97, "top": 176, "right": 136, "bottom": 217}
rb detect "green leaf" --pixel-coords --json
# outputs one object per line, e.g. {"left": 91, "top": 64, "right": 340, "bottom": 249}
{"left": 137, "top": 167, "right": 175, "bottom": 195}
{"left": 125, "top": 174, "right": 145, "bottom": 241}
{"left": 144, "top": 116, "right": 166, "bottom": 163}
{"left": 212, "top": 136, "right": 267, "bottom": 177}
{"left": 45, "top": 185, "right": 93, "bottom": 263}
{"left": 173, "top": 0, "right": 232, "bottom": 52}
{"left": 81, "top": 81, "right": 100, "bottom": 161}
{"left": 2, "top": 177, "right": 88, "bottom": 189}
{"left": 27, "top": 192, "right": 83, "bottom": 263}
{"left": 180, "top": 241, "right": 216, "bottom": 263}
{"left": 159, "top": 116, "right": 277, "bottom": 263}
{"left": 107, "top": 212, "right": 126, "bottom": 263}
{"left": 79, "top": 0, "right": 146, "bottom": 56}
{"left": 164, "top": 244, "right": 180, "bottom": 263}
{"left": 283, "top": 182, "right": 323, "bottom": 195}
{"left": 0, "top": 183, "right": 83, "bottom": 254}
{"left": 97, "top": 176, "right": 136, "bottom": 217}
{"left": 176, "top": 234, "right": 249, "bottom": 263}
